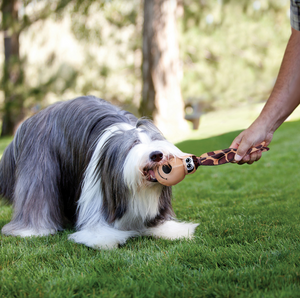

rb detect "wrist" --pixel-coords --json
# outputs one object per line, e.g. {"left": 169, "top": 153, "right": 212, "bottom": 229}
{"left": 252, "top": 113, "right": 276, "bottom": 135}
{"left": 255, "top": 99, "right": 288, "bottom": 134}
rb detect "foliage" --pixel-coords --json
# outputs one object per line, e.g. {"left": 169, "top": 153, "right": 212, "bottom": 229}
{"left": 180, "top": 0, "right": 291, "bottom": 110}
{"left": 0, "top": 0, "right": 142, "bottom": 120}
{"left": 1, "top": 119, "right": 300, "bottom": 297}
{"left": 0, "top": 0, "right": 75, "bottom": 100}
{"left": 0, "top": 0, "right": 292, "bottom": 130}
{"left": 1, "top": 0, "right": 291, "bottom": 121}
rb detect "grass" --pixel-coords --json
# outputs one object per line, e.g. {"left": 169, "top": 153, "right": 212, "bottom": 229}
{"left": 1, "top": 120, "right": 300, "bottom": 297}
{"left": 166, "top": 102, "right": 300, "bottom": 143}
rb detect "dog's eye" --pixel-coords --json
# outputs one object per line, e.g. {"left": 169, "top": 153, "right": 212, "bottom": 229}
{"left": 162, "top": 164, "right": 172, "bottom": 174}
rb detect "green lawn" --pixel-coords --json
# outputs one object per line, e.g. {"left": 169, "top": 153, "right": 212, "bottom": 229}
{"left": 1, "top": 120, "right": 300, "bottom": 297}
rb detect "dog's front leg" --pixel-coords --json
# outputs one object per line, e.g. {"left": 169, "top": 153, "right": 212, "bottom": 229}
{"left": 142, "top": 220, "right": 199, "bottom": 240}
{"left": 68, "top": 225, "right": 139, "bottom": 249}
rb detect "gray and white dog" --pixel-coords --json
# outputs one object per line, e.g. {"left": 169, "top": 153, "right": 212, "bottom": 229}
{"left": 0, "top": 96, "right": 198, "bottom": 249}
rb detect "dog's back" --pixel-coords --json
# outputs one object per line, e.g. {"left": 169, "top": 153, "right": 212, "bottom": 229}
{"left": 0, "top": 96, "right": 142, "bottom": 235}
{"left": 0, "top": 96, "right": 137, "bottom": 204}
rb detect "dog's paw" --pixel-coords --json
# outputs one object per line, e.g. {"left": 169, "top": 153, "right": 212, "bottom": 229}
{"left": 68, "top": 227, "right": 139, "bottom": 250}
{"left": 68, "top": 231, "right": 119, "bottom": 249}
{"left": 1, "top": 224, "right": 56, "bottom": 237}
{"left": 142, "top": 220, "right": 199, "bottom": 240}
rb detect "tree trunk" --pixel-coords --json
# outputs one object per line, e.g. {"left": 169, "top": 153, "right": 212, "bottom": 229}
{"left": 1, "top": 0, "right": 24, "bottom": 136}
{"left": 140, "top": 0, "right": 188, "bottom": 136}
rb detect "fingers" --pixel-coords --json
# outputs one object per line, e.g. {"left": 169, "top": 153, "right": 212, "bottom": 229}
{"left": 237, "top": 150, "right": 262, "bottom": 165}
{"left": 235, "top": 137, "right": 254, "bottom": 162}
{"left": 229, "top": 132, "right": 250, "bottom": 163}
{"left": 236, "top": 154, "right": 250, "bottom": 164}
{"left": 230, "top": 122, "right": 273, "bottom": 165}
{"left": 231, "top": 129, "right": 268, "bottom": 164}
{"left": 248, "top": 150, "right": 262, "bottom": 164}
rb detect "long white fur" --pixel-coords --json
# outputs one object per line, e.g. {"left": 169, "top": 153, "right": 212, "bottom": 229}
{"left": 75, "top": 123, "right": 133, "bottom": 229}
{"left": 2, "top": 227, "right": 57, "bottom": 237}
{"left": 69, "top": 225, "right": 139, "bottom": 249}
{"left": 141, "top": 220, "right": 199, "bottom": 240}
{"left": 68, "top": 123, "right": 198, "bottom": 249}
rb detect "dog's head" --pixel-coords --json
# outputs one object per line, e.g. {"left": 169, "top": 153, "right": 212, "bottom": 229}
{"left": 123, "top": 119, "right": 186, "bottom": 189}
{"left": 96, "top": 119, "right": 185, "bottom": 189}
{"left": 91, "top": 119, "right": 183, "bottom": 223}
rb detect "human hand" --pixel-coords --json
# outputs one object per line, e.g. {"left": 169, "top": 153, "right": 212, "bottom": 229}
{"left": 230, "top": 121, "right": 273, "bottom": 165}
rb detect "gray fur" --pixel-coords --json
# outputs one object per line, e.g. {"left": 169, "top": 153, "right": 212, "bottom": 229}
{"left": 96, "top": 126, "right": 174, "bottom": 225}
{"left": 0, "top": 96, "right": 174, "bottom": 236}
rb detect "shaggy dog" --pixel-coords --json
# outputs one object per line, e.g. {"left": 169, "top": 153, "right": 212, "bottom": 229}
{"left": 0, "top": 96, "right": 198, "bottom": 249}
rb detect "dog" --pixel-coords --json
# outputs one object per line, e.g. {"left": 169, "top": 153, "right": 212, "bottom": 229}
{"left": 0, "top": 96, "right": 198, "bottom": 249}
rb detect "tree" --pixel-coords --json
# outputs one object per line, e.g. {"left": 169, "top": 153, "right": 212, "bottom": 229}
{"left": 0, "top": 0, "right": 75, "bottom": 136}
{"left": 140, "top": 0, "right": 188, "bottom": 135}
{"left": 0, "top": 0, "right": 139, "bottom": 136}
{"left": 1, "top": 0, "right": 23, "bottom": 136}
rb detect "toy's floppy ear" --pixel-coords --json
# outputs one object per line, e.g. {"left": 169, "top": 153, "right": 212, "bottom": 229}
{"left": 154, "top": 155, "right": 196, "bottom": 186}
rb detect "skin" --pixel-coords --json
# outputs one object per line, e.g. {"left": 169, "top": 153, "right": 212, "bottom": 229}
{"left": 230, "top": 27, "right": 300, "bottom": 165}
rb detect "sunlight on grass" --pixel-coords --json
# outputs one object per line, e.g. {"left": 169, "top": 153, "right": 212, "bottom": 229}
{"left": 167, "top": 103, "right": 300, "bottom": 144}
{"left": 1, "top": 111, "right": 300, "bottom": 297}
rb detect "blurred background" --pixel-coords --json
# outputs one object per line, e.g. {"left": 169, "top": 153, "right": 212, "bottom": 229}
{"left": 0, "top": 0, "right": 296, "bottom": 142}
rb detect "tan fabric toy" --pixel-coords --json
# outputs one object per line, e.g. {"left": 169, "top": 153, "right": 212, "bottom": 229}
{"left": 154, "top": 144, "right": 269, "bottom": 186}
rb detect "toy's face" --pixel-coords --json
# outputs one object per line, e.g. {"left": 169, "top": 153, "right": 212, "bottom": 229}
{"left": 154, "top": 155, "right": 196, "bottom": 186}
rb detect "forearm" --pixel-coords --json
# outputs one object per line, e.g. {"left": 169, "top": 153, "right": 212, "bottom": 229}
{"left": 256, "top": 28, "right": 300, "bottom": 133}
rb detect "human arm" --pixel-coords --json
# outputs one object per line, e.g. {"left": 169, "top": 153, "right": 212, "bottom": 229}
{"left": 230, "top": 27, "right": 300, "bottom": 164}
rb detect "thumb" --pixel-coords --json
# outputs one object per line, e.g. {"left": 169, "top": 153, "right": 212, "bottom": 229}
{"left": 235, "top": 137, "right": 253, "bottom": 162}
{"left": 230, "top": 131, "right": 245, "bottom": 149}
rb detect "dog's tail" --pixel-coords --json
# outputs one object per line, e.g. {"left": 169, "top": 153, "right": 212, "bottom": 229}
{"left": 0, "top": 142, "right": 16, "bottom": 203}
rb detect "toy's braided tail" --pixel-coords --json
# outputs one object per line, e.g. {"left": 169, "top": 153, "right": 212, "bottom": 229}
{"left": 195, "top": 144, "right": 269, "bottom": 167}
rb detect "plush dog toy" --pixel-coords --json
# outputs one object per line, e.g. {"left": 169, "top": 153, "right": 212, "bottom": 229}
{"left": 154, "top": 144, "right": 269, "bottom": 186}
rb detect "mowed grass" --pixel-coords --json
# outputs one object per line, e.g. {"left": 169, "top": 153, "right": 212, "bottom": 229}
{"left": 1, "top": 121, "right": 300, "bottom": 298}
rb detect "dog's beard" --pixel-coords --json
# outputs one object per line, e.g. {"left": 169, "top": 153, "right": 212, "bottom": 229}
{"left": 71, "top": 123, "right": 199, "bottom": 249}
{"left": 76, "top": 122, "right": 185, "bottom": 231}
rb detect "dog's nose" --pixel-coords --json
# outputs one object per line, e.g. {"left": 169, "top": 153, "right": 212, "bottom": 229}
{"left": 149, "top": 151, "right": 163, "bottom": 162}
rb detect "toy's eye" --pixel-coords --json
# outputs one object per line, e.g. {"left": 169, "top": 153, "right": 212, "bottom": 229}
{"left": 185, "top": 157, "right": 192, "bottom": 163}
{"left": 162, "top": 164, "right": 172, "bottom": 174}
{"left": 187, "top": 163, "right": 194, "bottom": 170}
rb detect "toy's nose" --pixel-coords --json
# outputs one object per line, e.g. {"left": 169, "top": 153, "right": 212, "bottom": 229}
{"left": 149, "top": 151, "right": 163, "bottom": 162}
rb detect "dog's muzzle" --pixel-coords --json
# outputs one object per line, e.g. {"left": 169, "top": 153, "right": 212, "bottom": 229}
{"left": 143, "top": 151, "right": 165, "bottom": 182}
